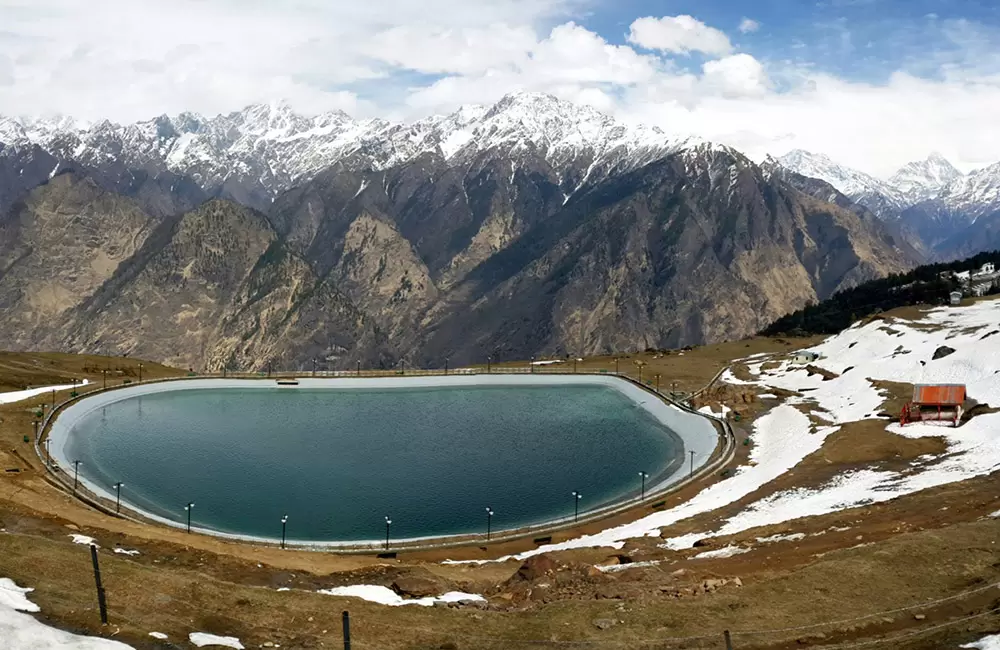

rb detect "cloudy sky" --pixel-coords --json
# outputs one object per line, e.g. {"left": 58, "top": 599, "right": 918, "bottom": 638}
{"left": 1, "top": 0, "right": 998, "bottom": 176}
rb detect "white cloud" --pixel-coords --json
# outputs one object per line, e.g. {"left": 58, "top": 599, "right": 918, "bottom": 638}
{"left": 701, "top": 54, "right": 770, "bottom": 97}
{"left": 627, "top": 15, "right": 733, "bottom": 56}
{"left": 739, "top": 18, "right": 761, "bottom": 34}
{"left": 0, "top": 2, "right": 998, "bottom": 177}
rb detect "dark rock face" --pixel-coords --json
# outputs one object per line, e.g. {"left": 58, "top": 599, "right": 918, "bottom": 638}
{"left": 391, "top": 572, "right": 451, "bottom": 598}
{"left": 514, "top": 554, "right": 560, "bottom": 582}
{"left": 932, "top": 346, "right": 957, "bottom": 360}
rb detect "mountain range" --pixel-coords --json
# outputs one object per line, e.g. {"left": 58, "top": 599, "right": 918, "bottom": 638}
{"left": 777, "top": 150, "right": 1000, "bottom": 259}
{"left": 0, "top": 93, "right": 970, "bottom": 370}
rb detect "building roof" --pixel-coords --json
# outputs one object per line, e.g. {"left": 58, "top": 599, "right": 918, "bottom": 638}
{"left": 912, "top": 384, "right": 966, "bottom": 406}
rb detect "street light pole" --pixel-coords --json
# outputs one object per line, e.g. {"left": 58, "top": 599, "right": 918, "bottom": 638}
{"left": 486, "top": 507, "right": 494, "bottom": 541}
{"left": 487, "top": 356, "right": 492, "bottom": 374}
{"left": 357, "top": 360, "right": 361, "bottom": 377}
{"left": 573, "top": 357, "right": 577, "bottom": 373}
{"left": 530, "top": 356, "right": 535, "bottom": 373}
{"left": 185, "top": 503, "right": 195, "bottom": 533}
{"left": 384, "top": 516, "right": 392, "bottom": 551}
{"left": 32, "top": 420, "right": 39, "bottom": 444}
{"left": 73, "top": 460, "right": 82, "bottom": 493}
{"left": 638, "top": 471, "right": 648, "bottom": 500}
{"left": 44, "top": 438, "right": 51, "bottom": 467}
{"left": 615, "top": 357, "right": 620, "bottom": 374}
{"left": 655, "top": 374, "right": 660, "bottom": 393}
{"left": 689, "top": 450, "right": 696, "bottom": 477}
{"left": 102, "top": 370, "right": 107, "bottom": 390}
{"left": 572, "top": 491, "right": 582, "bottom": 522}
{"left": 281, "top": 515, "right": 288, "bottom": 549}
{"left": 312, "top": 358, "right": 317, "bottom": 377}
{"left": 113, "top": 482, "right": 124, "bottom": 514}
{"left": 444, "top": 357, "right": 449, "bottom": 375}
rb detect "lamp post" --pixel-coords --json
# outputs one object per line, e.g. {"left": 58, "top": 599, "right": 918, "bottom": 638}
{"left": 689, "top": 450, "right": 696, "bottom": 477}
{"left": 487, "top": 356, "right": 492, "bottom": 374}
{"left": 530, "top": 356, "right": 535, "bottom": 373}
{"left": 357, "top": 360, "right": 361, "bottom": 377}
{"left": 615, "top": 357, "right": 620, "bottom": 374}
{"left": 138, "top": 363, "right": 143, "bottom": 382}
{"left": 486, "top": 507, "right": 494, "bottom": 541}
{"left": 573, "top": 357, "right": 577, "bottom": 373}
{"left": 185, "top": 503, "right": 195, "bottom": 533}
{"left": 44, "top": 438, "right": 51, "bottom": 467}
{"left": 400, "top": 359, "right": 405, "bottom": 375}
{"left": 281, "top": 514, "right": 289, "bottom": 549}
{"left": 51, "top": 388, "right": 56, "bottom": 411}
{"left": 638, "top": 471, "right": 648, "bottom": 500}
{"left": 267, "top": 362, "right": 272, "bottom": 378}
{"left": 655, "top": 374, "right": 661, "bottom": 393}
{"left": 102, "top": 369, "right": 107, "bottom": 390}
{"left": 384, "top": 516, "right": 392, "bottom": 551}
{"left": 444, "top": 357, "right": 449, "bottom": 375}
{"left": 113, "top": 482, "right": 124, "bottom": 514}
{"left": 73, "top": 460, "right": 82, "bottom": 493}
{"left": 32, "top": 420, "right": 39, "bottom": 444}
{"left": 572, "top": 491, "right": 582, "bottom": 523}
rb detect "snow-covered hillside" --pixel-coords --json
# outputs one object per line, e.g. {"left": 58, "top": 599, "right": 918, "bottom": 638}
{"left": 777, "top": 149, "right": 908, "bottom": 218}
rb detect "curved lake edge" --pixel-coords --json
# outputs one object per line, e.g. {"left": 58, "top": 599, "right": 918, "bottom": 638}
{"left": 46, "top": 374, "right": 723, "bottom": 549}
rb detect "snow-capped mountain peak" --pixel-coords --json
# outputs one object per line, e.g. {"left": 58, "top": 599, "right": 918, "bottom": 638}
{"left": 889, "top": 152, "right": 963, "bottom": 204}
{"left": 777, "top": 149, "right": 906, "bottom": 217}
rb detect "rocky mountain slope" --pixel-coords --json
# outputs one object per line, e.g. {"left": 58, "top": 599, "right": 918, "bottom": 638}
{"left": 0, "top": 126, "right": 919, "bottom": 370}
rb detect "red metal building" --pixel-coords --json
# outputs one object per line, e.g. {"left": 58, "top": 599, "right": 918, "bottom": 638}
{"left": 900, "top": 384, "right": 966, "bottom": 426}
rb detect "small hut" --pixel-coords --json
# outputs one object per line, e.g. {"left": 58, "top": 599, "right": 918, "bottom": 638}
{"left": 900, "top": 384, "right": 965, "bottom": 426}
{"left": 950, "top": 290, "right": 962, "bottom": 305}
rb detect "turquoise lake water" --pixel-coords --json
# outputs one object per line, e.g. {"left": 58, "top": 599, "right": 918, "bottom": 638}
{"left": 64, "top": 384, "right": 684, "bottom": 542}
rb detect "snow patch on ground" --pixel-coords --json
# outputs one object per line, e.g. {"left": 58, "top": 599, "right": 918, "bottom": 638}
{"left": 113, "top": 548, "right": 140, "bottom": 556}
{"left": 0, "top": 380, "right": 89, "bottom": 404}
{"left": 697, "top": 404, "right": 731, "bottom": 417}
{"left": 756, "top": 533, "right": 806, "bottom": 543}
{"left": 691, "top": 545, "right": 751, "bottom": 559}
{"left": 69, "top": 534, "right": 97, "bottom": 546}
{"left": 963, "top": 634, "right": 1000, "bottom": 650}
{"left": 1, "top": 577, "right": 135, "bottom": 648}
{"left": 529, "top": 359, "right": 564, "bottom": 366}
{"left": 0, "top": 578, "right": 39, "bottom": 613}
{"left": 595, "top": 560, "right": 662, "bottom": 573}
{"left": 318, "top": 585, "right": 485, "bottom": 607}
{"left": 148, "top": 632, "right": 168, "bottom": 640}
{"left": 189, "top": 632, "right": 245, "bottom": 649}
{"left": 990, "top": 510, "right": 1000, "bottom": 518}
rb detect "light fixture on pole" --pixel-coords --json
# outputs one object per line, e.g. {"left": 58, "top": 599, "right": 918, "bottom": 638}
{"left": 384, "top": 516, "right": 392, "bottom": 551}
{"left": 184, "top": 502, "right": 195, "bottom": 533}
{"left": 638, "top": 471, "right": 648, "bottom": 500}
{"left": 486, "top": 507, "right": 494, "bottom": 541}
{"left": 572, "top": 490, "right": 582, "bottom": 522}
{"left": 113, "top": 482, "right": 124, "bottom": 513}
{"left": 281, "top": 514, "right": 289, "bottom": 549}
{"left": 357, "top": 360, "right": 361, "bottom": 377}
{"left": 530, "top": 356, "right": 535, "bottom": 373}
{"left": 73, "top": 460, "right": 82, "bottom": 493}
{"left": 487, "top": 356, "right": 492, "bottom": 374}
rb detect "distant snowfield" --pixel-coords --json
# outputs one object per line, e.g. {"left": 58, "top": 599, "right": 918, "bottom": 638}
{"left": 0, "top": 380, "right": 89, "bottom": 405}
{"left": 0, "top": 577, "right": 135, "bottom": 649}
{"left": 448, "top": 301, "right": 1000, "bottom": 563}
{"left": 964, "top": 634, "right": 1000, "bottom": 650}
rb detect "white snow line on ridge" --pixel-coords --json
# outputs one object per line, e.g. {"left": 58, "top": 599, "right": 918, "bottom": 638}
{"left": 0, "top": 379, "right": 90, "bottom": 405}
{"left": 317, "top": 585, "right": 485, "bottom": 607}
{"left": 189, "top": 632, "right": 244, "bottom": 649}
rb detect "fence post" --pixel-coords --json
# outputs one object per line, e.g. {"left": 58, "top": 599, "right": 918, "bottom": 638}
{"left": 342, "top": 610, "right": 351, "bottom": 650}
{"left": 724, "top": 630, "right": 734, "bottom": 650}
{"left": 90, "top": 544, "right": 108, "bottom": 625}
